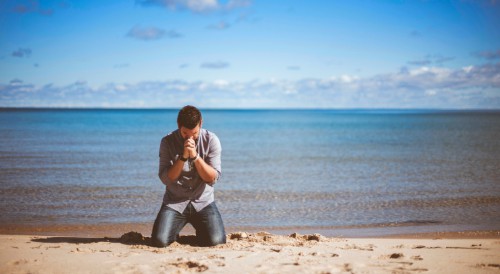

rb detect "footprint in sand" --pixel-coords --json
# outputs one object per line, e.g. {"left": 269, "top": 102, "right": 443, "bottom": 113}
{"left": 152, "top": 249, "right": 168, "bottom": 254}
{"left": 169, "top": 258, "right": 209, "bottom": 272}
{"left": 112, "top": 262, "right": 154, "bottom": 274}
{"left": 475, "top": 264, "right": 500, "bottom": 270}
{"left": 389, "top": 253, "right": 404, "bottom": 259}
{"left": 202, "top": 254, "right": 226, "bottom": 267}
{"left": 8, "top": 259, "right": 29, "bottom": 266}
{"left": 411, "top": 255, "right": 423, "bottom": 261}
{"left": 379, "top": 253, "right": 404, "bottom": 260}
{"left": 71, "top": 247, "right": 93, "bottom": 254}
{"left": 393, "top": 266, "right": 429, "bottom": 273}
{"left": 413, "top": 245, "right": 441, "bottom": 249}
{"left": 341, "top": 244, "right": 375, "bottom": 251}
{"left": 111, "top": 252, "right": 132, "bottom": 258}
{"left": 206, "top": 254, "right": 225, "bottom": 260}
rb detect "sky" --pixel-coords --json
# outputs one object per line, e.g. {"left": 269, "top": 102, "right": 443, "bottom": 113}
{"left": 1, "top": 0, "right": 499, "bottom": 109}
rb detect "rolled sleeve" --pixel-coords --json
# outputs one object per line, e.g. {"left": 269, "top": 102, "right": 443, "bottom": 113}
{"left": 205, "top": 134, "right": 222, "bottom": 185}
{"left": 158, "top": 137, "right": 174, "bottom": 185}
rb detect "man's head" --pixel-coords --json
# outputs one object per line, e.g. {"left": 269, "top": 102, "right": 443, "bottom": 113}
{"left": 177, "top": 105, "right": 202, "bottom": 140}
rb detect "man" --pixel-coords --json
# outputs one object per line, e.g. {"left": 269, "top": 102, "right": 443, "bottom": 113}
{"left": 151, "top": 105, "right": 226, "bottom": 247}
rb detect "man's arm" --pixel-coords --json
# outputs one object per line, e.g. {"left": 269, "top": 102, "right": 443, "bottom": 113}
{"left": 159, "top": 136, "right": 188, "bottom": 186}
{"left": 159, "top": 136, "right": 192, "bottom": 185}
{"left": 190, "top": 134, "right": 221, "bottom": 185}
{"left": 158, "top": 138, "right": 172, "bottom": 185}
{"left": 193, "top": 156, "right": 218, "bottom": 183}
{"left": 166, "top": 157, "right": 186, "bottom": 183}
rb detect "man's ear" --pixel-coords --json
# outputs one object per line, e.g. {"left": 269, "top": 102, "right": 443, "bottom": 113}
{"left": 199, "top": 120, "right": 203, "bottom": 128}
{"left": 177, "top": 121, "right": 181, "bottom": 129}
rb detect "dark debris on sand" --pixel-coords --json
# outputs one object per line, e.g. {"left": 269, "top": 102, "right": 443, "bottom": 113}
{"left": 119, "top": 231, "right": 150, "bottom": 245}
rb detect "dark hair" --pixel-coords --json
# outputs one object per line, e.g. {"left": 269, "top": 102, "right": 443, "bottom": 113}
{"left": 177, "top": 105, "right": 202, "bottom": 129}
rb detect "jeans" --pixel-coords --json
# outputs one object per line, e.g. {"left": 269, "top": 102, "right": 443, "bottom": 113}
{"left": 151, "top": 202, "right": 226, "bottom": 247}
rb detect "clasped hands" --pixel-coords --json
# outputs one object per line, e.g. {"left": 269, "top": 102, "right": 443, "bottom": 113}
{"left": 183, "top": 137, "right": 198, "bottom": 159}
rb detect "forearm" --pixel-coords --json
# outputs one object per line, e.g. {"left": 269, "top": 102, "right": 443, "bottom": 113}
{"left": 193, "top": 157, "right": 218, "bottom": 183}
{"left": 165, "top": 159, "right": 185, "bottom": 183}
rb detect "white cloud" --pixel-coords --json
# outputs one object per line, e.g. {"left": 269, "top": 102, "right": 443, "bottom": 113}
{"left": 225, "top": 0, "right": 252, "bottom": 10}
{"left": 462, "top": 66, "right": 473, "bottom": 73}
{"left": 186, "top": 0, "right": 218, "bottom": 12}
{"left": 339, "top": 74, "right": 358, "bottom": 83}
{"left": 1, "top": 62, "right": 499, "bottom": 109}
{"left": 425, "top": 90, "right": 437, "bottom": 96}
{"left": 213, "top": 79, "right": 229, "bottom": 88}
{"left": 136, "top": 0, "right": 251, "bottom": 13}
{"left": 114, "top": 84, "right": 128, "bottom": 92}
{"left": 9, "top": 79, "right": 24, "bottom": 86}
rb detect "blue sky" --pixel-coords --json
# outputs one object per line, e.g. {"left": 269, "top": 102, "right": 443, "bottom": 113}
{"left": 1, "top": 0, "right": 499, "bottom": 108}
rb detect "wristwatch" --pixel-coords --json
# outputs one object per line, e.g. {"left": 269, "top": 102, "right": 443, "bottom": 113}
{"left": 179, "top": 155, "right": 188, "bottom": 162}
{"left": 191, "top": 154, "right": 199, "bottom": 162}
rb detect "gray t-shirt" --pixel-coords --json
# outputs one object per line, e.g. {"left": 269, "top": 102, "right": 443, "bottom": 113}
{"left": 158, "top": 128, "right": 222, "bottom": 213}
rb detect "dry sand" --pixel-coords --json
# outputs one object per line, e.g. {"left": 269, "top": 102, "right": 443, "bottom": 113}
{"left": 1, "top": 231, "right": 499, "bottom": 273}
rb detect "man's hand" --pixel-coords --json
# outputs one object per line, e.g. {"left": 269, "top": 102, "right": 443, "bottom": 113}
{"left": 184, "top": 137, "right": 197, "bottom": 158}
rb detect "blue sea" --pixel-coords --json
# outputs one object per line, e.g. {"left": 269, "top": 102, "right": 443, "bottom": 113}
{"left": 1, "top": 108, "right": 499, "bottom": 236}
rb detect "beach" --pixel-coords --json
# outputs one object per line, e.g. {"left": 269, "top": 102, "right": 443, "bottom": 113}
{"left": 1, "top": 231, "right": 499, "bottom": 273}
{"left": 1, "top": 109, "right": 499, "bottom": 273}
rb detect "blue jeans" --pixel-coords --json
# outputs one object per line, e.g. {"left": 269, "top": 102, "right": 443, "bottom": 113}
{"left": 151, "top": 202, "right": 226, "bottom": 247}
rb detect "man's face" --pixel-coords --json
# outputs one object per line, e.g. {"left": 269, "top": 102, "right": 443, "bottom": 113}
{"left": 180, "top": 123, "right": 201, "bottom": 141}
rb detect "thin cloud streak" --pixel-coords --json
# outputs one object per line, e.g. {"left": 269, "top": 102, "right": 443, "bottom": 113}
{"left": 11, "top": 48, "right": 32, "bottom": 58}
{"left": 11, "top": 0, "right": 54, "bottom": 16}
{"left": 200, "top": 61, "right": 230, "bottom": 69}
{"left": 127, "top": 26, "right": 182, "bottom": 41}
{"left": 473, "top": 49, "right": 500, "bottom": 60}
{"left": 408, "top": 54, "right": 455, "bottom": 66}
{"left": 409, "top": 30, "right": 421, "bottom": 37}
{"left": 207, "top": 21, "right": 230, "bottom": 30}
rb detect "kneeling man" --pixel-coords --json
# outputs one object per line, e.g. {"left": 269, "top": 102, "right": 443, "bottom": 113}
{"left": 152, "top": 105, "right": 226, "bottom": 247}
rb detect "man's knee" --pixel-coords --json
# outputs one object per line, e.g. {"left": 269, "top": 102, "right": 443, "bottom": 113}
{"left": 203, "top": 233, "right": 226, "bottom": 247}
{"left": 151, "top": 235, "right": 168, "bottom": 247}
{"left": 151, "top": 233, "right": 176, "bottom": 248}
{"left": 211, "top": 235, "right": 227, "bottom": 246}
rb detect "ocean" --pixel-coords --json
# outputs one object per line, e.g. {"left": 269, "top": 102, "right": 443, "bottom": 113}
{"left": 1, "top": 108, "right": 499, "bottom": 236}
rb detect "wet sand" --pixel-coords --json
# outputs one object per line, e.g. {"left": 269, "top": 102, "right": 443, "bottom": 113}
{"left": 1, "top": 231, "right": 499, "bottom": 273}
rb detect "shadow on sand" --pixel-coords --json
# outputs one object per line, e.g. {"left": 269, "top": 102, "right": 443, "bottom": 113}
{"left": 30, "top": 232, "right": 199, "bottom": 247}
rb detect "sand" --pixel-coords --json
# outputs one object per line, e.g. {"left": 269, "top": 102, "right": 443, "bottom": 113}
{"left": 1, "top": 231, "right": 499, "bottom": 273}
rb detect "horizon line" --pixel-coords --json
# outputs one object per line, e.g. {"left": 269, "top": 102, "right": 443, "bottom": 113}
{"left": 1, "top": 106, "right": 500, "bottom": 111}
